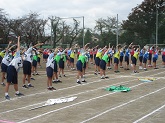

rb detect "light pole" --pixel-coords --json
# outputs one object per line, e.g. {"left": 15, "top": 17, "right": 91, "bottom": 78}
{"left": 116, "top": 14, "right": 119, "bottom": 46}
{"left": 59, "top": 16, "right": 85, "bottom": 47}
{"left": 156, "top": 1, "right": 165, "bottom": 47}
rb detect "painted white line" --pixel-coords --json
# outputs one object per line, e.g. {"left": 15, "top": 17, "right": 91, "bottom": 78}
{"left": 0, "top": 76, "right": 129, "bottom": 114}
{"left": 18, "top": 79, "right": 164, "bottom": 123}
{"left": 133, "top": 103, "right": 165, "bottom": 123}
{"left": 0, "top": 70, "right": 164, "bottom": 114}
{"left": 80, "top": 84, "right": 165, "bottom": 123}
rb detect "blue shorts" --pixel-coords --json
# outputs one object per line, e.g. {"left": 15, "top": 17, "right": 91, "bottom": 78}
{"left": 37, "top": 57, "right": 40, "bottom": 63}
{"left": 0, "top": 56, "right": 2, "bottom": 64}
{"left": 76, "top": 60, "right": 83, "bottom": 72}
{"left": 139, "top": 56, "right": 143, "bottom": 62}
{"left": 95, "top": 57, "right": 101, "bottom": 66}
{"left": 132, "top": 56, "right": 137, "bottom": 65}
{"left": 1, "top": 63, "right": 8, "bottom": 72}
{"left": 32, "top": 60, "right": 37, "bottom": 67}
{"left": 114, "top": 57, "right": 119, "bottom": 64}
{"left": 59, "top": 59, "right": 64, "bottom": 69}
{"left": 7, "top": 65, "right": 18, "bottom": 84}
{"left": 162, "top": 55, "right": 165, "bottom": 62}
{"left": 83, "top": 62, "right": 86, "bottom": 69}
{"left": 153, "top": 57, "right": 157, "bottom": 62}
{"left": 120, "top": 56, "right": 123, "bottom": 62}
{"left": 100, "top": 60, "right": 106, "bottom": 70}
{"left": 148, "top": 53, "right": 152, "bottom": 60}
{"left": 23, "top": 61, "right": 32, "bottom": 75}
{"left": 143, "top": 57, "right": 147, "bottom": 63}
{"left": 46, "top": 67, "right": 53, "bottom": 78}
{"left": 70, "top": 58, "right": 74, "bottom": 63}
{"left": 124, "top": 56, "right": 129, "bottom": 65}
{"left": 54, "top": 60, "right": 58, "bottom": 73}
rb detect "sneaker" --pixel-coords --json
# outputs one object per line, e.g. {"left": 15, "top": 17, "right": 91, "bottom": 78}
{"left": 22, "top": 85, "right": 28, "bottom": 89}
{"left": 28, "top": 84, "right": 34, "bottom": 87}
{"left": 15, "top": 93, "right": 24, "bottom": 97}
{"left": 82, "top": 80, "right": 87, "bottom": 83}
{"left": 77, "top": 81, "right": 81, "bottom": 84}
{"left": 51, "top": 87, "right": 56, "bottom": 90}
{"left": 154, "top": 67, "right": 159, "bottom": 69}
{"left": 133, "top": 71, "right": 139, "bottom": 73}
{"left": 36, "top": 73, "right": 39, "bottom": 75}
{"left": 57, "top": 80, "right": 62, "bottom": 83}
{"left": 63, "top": 74, "right": 66, "bottom": 77}
{"left": 144, "top": 68, "right": 147, "bottom": 71}
{"left": 120, "top": 66, "right": 123, "bottom": 68}
{"left": 105, "top": 76, "right": 109, "bottom": 79}
{"left": 47, "top": 87, "right": 52, "bottom": 90}
{"left": 101, "top": 77, "right": 105, "bottom": 79}
{"left": 1, "top": 83, "right": 5, "bottom": 86}
{"left": 5, "top": 95, "right": 10, "bottom": 100}
{"left": 31, "top": 77, "right": 35, "bottom": 80}
{"left": 94, "top": 72, "right": 97, "bottom": 75}
{"left": 59, "top": 75, "right": 62, "bottom": 77}
{"left": 114, "top": 71, "right": 120, "bottom": 73}
{"left": 32, "top": 73, "right": 35, "bottom": 76}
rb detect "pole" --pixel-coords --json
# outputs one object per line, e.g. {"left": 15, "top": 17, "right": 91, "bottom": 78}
{"left": 82, "top": 16, "right": 85, "bottom": 47}
{"left": 116, "top": 14, "right": 119, "bottom": 46}
{"left": 156, "top": 5, "right": 158, "bottom": 47}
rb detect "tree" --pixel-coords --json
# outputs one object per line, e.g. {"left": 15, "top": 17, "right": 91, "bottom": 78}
{"left": 122, "top": 0, "right": 165, "bottom": 46}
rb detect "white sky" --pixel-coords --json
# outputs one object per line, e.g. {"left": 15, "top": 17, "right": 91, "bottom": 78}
{"left": 0, "top": 0, "right": 144, "bottom": 28}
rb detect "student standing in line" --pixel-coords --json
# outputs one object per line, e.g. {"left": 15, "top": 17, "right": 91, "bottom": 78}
{"left": 5, "top": 36, "right": 24, "bottom": 100}
{"left": 46, "top": 50, "right": 56, "bottom": 90}
{"left": 143, "top": 48, "right": 149, "bottom": 71}
{"left": 1, "top": 41, "right": 15, "bottom": 86}
{"left": 153, "top": 46, "right": 159, "bottom": 69}
{"left": 162, "top": 48, "right": 165, "bottom": 68}
{"left": 100, "top": 48, "right": 110, "bottom": 79}
{"left": 131, "top": 48, "right": 140, "bottom": 73}
{"left": 22, "top": 42, "right": 43, "bottom": 89}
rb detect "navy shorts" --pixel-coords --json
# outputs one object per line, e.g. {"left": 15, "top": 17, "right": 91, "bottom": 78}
{"left": 7, "top": 65, "right": 18, "bottom": 84}
{"left": 59, "top": 59, "right": 64, "bottom": 69}
{"left": 153, "top": 57, "right": 157, "bottom": 63}
{"left": 139, "top": 56, "right": 143, "bottom": 62}
{"left": 32, "top": 60, "right": 37, "bottom": 67}
{"left": 1, "top": 63, "right": 8, "bottom": 72}
{"left": 0, "top": 56, "right": 2, "bottom": 64}
{"left": 23, "top": 61, "right": 32, "bottom": 75}
{"left": 124, "top": 56, "right": 129, "bottom": 65}
{"left": 37, "top": 57, "right": 40, "bottom": 63}
{"left": 143, "top": 57, "right": 147, "bottom": 63}
{"left": 132, "top": 56, "right": 137, "bottom": 65}
{"left": 95, "top": 57, "right": 101, "bottom": 66}
{"left": 83, "top": 62, "right": 86, "bottom": 69}
{"left": 54, "top": 60, "right": 58, "bottom": 73}
{"left": 100, "top": 60, "right": 106, "bottom": 70}
{"left": 148, "top": 53, "right": 152, "bottom": 60}
{"left": 114, "top": 57, "right": 119, "bottom": 64}
{"left": 70, "top": 58, "right": 74, "bottom": 63}
{"left": 120, "top": 56, "right": 123, "bottom": 62}
{"left": 162, "top": 55, "right": 165, "bottom": 62}
{"left": 90, "top": 54, "right": 93, "bottom": 59}
{"left": 76, "top": 60, "right": 83, "bottom": 72}
{"left": 46, "top": 67, "right": 53, "bottom": 77}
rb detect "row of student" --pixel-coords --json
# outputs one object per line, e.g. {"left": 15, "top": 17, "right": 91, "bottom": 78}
{"left": 1, "top": 38, "right": 165, "bottom": 99}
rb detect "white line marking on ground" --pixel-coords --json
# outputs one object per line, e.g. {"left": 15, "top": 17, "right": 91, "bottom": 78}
{"left": 17, "top": 79, "right": 163, "bottom": 123}
{"left": 133, "top": 102, "right": 165, "bottom": 123}
{"left": 80, "top": 83, "right": 165, "bottom": 123}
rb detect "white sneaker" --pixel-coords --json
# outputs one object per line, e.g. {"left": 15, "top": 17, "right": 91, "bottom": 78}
{"left": 139, "top": 66, "right": 143, "bottom": 70}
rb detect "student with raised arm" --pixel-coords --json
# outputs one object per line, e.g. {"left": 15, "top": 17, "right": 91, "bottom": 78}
{"left": 22, "top": 42, "right": 43, "bottom": 89}
{"left": 99, "top": 48, "right": 111, "bottom": 79}
{"left": 46, "top": 49, "right": 56, "bottom": 90}
{"left": 5, "top": 36, "right": 24, "bottom": 100}
{"left": 131, "top": 48, "right": 140, "bottom": 73}
{"left": 94, "top": 46, "right": 106, "bottom": 75}
{"left": 1, "top": 41, "right": 16, "bottom": 86}
{"left": 114, "top": 44, "right": 121, "bottom": 73}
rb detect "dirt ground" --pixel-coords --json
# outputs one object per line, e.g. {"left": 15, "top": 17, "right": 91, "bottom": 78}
{"left": 0, "top": 57, "right": 165, "bottom": 123}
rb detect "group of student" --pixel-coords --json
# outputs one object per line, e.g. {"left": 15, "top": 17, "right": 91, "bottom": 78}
{"left": 0, "top": 37, "right": 165, "bottom": 100}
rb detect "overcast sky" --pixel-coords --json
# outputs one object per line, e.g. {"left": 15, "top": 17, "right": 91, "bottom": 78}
{"left": 0, "top": 0, "right": 144, "bottom": 28}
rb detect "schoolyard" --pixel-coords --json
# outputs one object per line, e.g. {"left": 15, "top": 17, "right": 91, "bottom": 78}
{"left": 0, "top": 58, "right": 165, "bottom": 123}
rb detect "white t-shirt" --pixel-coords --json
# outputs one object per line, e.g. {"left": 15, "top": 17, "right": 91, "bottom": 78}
{"left": 46, "top": 53, "right": 54, "bottom": 69}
